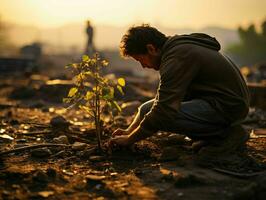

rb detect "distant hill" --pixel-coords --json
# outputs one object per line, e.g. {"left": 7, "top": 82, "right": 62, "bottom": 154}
{"left": 6, "top": 23, "right": 239, "bottom": 53}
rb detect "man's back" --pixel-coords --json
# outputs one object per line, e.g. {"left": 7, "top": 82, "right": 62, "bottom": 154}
{"left": 159, "top": 35, "right": 250, "bottom": 123}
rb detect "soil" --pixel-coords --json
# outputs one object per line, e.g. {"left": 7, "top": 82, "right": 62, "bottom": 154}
{"left": 0, "top": 74, "right": 266, "bottom": 200}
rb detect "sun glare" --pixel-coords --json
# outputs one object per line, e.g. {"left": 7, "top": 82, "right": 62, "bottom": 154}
{"left": 0, "top": 0, "right": 266, "bottom": 29}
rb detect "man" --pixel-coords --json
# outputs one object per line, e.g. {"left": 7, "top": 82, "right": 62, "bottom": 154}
{"left": 110, "top": 24, "right": 250, "bottom": 154}
{"left": 85, "top": 20, "right": 95, "bottom": 55}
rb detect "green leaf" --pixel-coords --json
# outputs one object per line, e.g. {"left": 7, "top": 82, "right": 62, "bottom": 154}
{"left": 111, "top": 101, "right": 121, "bottom": 112}
{"left": 117, "top": 78, "right": 126, "bottom": 87}
{"left": 68, "top": 87, "right": 78, "bottom": 97}
{"left": 82, "top": 55, "right": 89, "bottom": 62}
{"left": 85, "top": 91, "right": 94, "bottom": 100}
{"left": 102, "top": 87, "right": 114, "bottom": 99}
{"left": 84, "top": 71, "right": 93, "bottom": 77}
{"left": 63, "top": 98, "right": 71, "bottom": 103}
{"left": 117, "top": 85, "right": 124, "bottom": 95}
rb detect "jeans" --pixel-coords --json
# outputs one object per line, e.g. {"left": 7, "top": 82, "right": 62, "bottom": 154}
{"left": 138, "top": 99, "right": 231, "bottom": 140}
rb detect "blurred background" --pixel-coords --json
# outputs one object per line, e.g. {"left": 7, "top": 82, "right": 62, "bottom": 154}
{"left": 0, "top": 0, "right": 266, "bottom": 83}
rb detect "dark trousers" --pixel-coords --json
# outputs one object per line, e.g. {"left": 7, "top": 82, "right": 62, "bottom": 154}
{"left": 138, "top": 99, "right": 231, "bottom": 140}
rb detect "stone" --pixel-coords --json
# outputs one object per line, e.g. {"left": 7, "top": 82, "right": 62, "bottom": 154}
{"left": 53, "top": 135, "right": 69, "bottom": 144}
{"left": 72, "top": 142, "right": 87, "bottom": 151}
{"left": 79, "top": 147, "right": 96, "bottom": 158}
{"left": 50, "top": 115, "right": 70, "bottom": 130}
{"left": 89, "top": 155, "right": 105, "bottom": 162}
{"left": 31, "top": 148, "right": 52, "bottom": 158}
{"left": 86, "top": 174, "right": 106, "bottom": 181}
{"left": 0, "top": 134, "right": 14, "bottom": 143}
{"left": 46, "top": 168, "right": 57, "bottom": 178}
{"left": 167, "top": 134, "right": 186, "bottom": 144}
{"left": 38, "top": 191, "right": 54, "bottom": 198}
{"left": 32, "top": 170, "right": 49, "bottom": 184}
{"left": 16, "top": 139, "right": 27, "bottom": 143}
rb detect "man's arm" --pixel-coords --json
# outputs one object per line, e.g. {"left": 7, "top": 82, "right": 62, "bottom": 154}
{"left": 111, "top": 44, "right": 200, "bottom": 146}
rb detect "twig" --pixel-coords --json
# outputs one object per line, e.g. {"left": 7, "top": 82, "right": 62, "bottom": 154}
{"left": 19, "top": 130, "right": 53, "bottom": 136}
{"left": 65, "top": 133, "right": 91, "bottom": 143}
{"left": 0, "top": 143, "right": 70, "bottom": 156}
{"left": 19, "top": 122, "right": 51, "bottom": 128}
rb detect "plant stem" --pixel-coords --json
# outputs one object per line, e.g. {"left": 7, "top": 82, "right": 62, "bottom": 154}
{"left": 94, "top": 57, "right": 102, "bottom": 151}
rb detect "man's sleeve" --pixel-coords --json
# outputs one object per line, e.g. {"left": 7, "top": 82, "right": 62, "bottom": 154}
{"left": 138, "top": 45, "right": 200, "bottom": 136}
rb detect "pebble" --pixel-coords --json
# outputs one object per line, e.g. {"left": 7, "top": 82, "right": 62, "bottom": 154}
{"left": 32, "top": 170, "right": 49, "bottom": 183}
{"left": 167, "top": 134, "right": 186, "bottom": 144}
{"left": 78, "top": 147, "right": 96, "bottom": 157}
{"left": 50, "top": 115, "right": 69, "bottom": 129}
{"left": 86, "top": 174, "right": 106, "bottom": 181}
{"left": 53, "top": 135, "right": 69, "bottom": 144}
{"left": 89, "top": 155, "right": 105, "bottom": 162}
{"left": 72, "top": 142, "right": 87, "bottom": 151}
{"left": 16, "top": 139, "right": 27, "bottom": 143}
{"left": 31, "top": 148, "right": 52, "bottom": 158}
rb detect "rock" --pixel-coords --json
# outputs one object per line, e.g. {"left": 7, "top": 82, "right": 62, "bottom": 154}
{"left": 158, "top": 147, "right": 180, "bottom": 162}
{"left": 86, "top": 174, "right": 106, "bottom": 181}
{"left": 78, "top": 147, "right": 97, "bottom": 158}
{"left": 89, "top": 155, "right": 105, "bottom": 162}
{"left": 37, "top": 191, "right": 54, "bottom": 198}
{"left": 38, "top": 80, "right": 74, "bottom": 103}
{"left": 72, "top": 142, "right": 87, "bottom": 151}
{"left": 16, "top": 139, "right": 27, "bottom": 143}
{"left": 9, "top": 86, "right": 36, "bottom": 99}
{"left": 32, "top": 170, "right": 49, "bottom": 184}
{"left": 0, "top": 134, "right": 14, "bottom": 143}
{"left": 50, "top": 115, "right": 70, "bottom": 130}
{"left": 53, "top": 135, "right": 69, "bottom": 144}
{"left": 31, "top": 148, "right": 52, "bottom": 158}
{"left": 46, "top": 168, "right": 57, "bottom": 178}
{"left": 167, "top": 134, "right": 186, "bottom": 144}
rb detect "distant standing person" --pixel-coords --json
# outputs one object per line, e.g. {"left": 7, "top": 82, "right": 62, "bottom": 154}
{"left": 85, "top": 20, "right": 95, "bottom": 55}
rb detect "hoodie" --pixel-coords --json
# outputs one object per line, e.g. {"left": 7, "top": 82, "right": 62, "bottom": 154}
{"left": 135, "top": 33, "right": 250, "bottom": 138}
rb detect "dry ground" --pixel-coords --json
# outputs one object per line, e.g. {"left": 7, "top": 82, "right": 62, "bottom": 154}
{"left": 0, "top": 75, "right": 266, "bottom": 200}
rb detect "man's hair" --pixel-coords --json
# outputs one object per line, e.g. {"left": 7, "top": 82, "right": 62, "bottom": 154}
{"left": 120, "top": 24, "right": 167, "bottom": 57}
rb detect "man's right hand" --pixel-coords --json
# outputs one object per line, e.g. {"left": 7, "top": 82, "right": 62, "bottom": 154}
{"left": 112, "top": 128, "right": 129, "bottom": 137}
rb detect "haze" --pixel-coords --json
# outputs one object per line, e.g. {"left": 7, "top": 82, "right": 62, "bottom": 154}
{"left": 1, "top": 0, "right": 265, "bottom": 29}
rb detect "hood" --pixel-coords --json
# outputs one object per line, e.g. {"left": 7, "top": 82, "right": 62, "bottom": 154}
{"left": 162, "top": 33, "right": 221, "bottom": 52}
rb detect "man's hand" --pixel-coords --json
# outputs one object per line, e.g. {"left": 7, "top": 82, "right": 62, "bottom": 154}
{"left": 112, "top": 128, "right": 129, "bottom": 137}
{"left": 110, "top": 135, "right": 130, "bottom": 147}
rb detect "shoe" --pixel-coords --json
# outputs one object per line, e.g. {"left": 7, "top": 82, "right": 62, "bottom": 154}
{"left": 191, "top": 140, "right": 209, "bottom": 153}
{"left": 197, "top": 125, "right": 250, "bottom": 163}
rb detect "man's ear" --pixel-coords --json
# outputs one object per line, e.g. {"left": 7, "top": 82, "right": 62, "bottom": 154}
{"left": 146, "top": 44, "right": 159, "bottom": 56}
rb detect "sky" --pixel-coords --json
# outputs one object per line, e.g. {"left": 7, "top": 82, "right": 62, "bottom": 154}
{"left": 0, "top": 0, "right": 266, "bottom": 29}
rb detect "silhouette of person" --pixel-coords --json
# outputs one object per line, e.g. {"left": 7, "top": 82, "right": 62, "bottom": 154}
{"left": 85, "top": 20, "right": 95, "bottom": 55}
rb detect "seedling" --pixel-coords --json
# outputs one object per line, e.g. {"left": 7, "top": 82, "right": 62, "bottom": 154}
{"left": 64, "top": 53, "right": 125, "bottom": 151}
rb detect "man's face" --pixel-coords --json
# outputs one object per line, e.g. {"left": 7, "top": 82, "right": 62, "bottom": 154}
{"left": 131, "top": 44, "right": 161, "bottom": 71}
